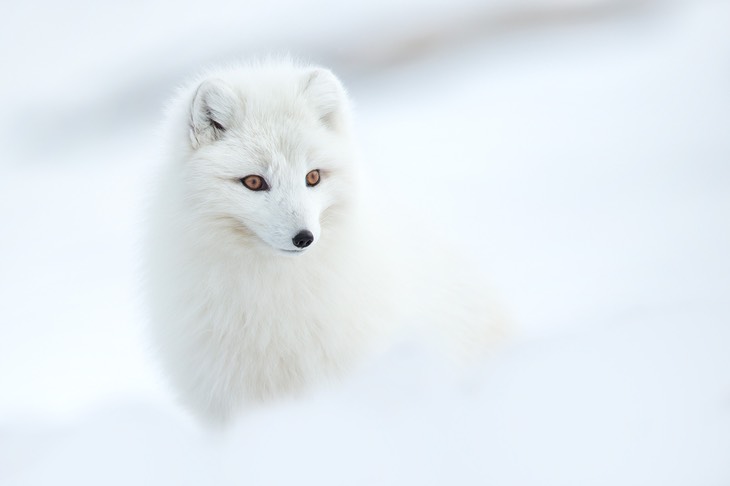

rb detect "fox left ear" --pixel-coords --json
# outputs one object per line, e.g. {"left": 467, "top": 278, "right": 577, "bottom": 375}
{"left": 302, "top": 68, "right": 349, "bottom": 132}
{"left": 189, "top": 78, "right": 238, "bottom": 149}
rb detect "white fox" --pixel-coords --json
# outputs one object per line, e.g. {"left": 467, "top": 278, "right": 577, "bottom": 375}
{"left": 145, "top": 58, "right": 506, "bottom": 424}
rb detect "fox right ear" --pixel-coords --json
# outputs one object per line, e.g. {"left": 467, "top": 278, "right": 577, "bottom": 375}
{"left": 189, "top": 79, "right": 238, "bottom": 149}
{"left": 302, "top": 68, "right": 348, "bottom": 132}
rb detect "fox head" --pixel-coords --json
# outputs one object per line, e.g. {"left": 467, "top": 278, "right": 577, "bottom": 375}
{"left": 177, "top": 63, "right": 357, "bottom": 255}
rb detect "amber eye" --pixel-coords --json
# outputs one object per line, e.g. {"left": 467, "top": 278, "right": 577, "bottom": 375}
{"left": 241, "top": 175, "right": 269, "bottom": 191}
{"left": 306, "top": 169, "right": 321, "bottom": 187}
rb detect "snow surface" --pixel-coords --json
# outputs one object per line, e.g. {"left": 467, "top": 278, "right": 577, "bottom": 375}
{"left": 1, "top": 1, "right": 729, "bottom": 484}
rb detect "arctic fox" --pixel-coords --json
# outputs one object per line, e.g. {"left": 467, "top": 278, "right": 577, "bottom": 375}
{"left": 145, "top": 59, "right": 506, "bottom": 424}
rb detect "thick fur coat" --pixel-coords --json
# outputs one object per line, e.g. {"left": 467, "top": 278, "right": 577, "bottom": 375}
{"left": 145, "top": 59, "right": 505, "bottom": 424}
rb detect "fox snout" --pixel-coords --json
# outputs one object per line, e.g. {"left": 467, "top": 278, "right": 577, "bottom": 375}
{"left": 292, "top": 230, "right": 314, "bottom": 249}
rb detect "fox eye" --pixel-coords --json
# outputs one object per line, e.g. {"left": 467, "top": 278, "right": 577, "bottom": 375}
{"left": 241, "top": 175, "right": 269, "bottom": 191}
{"left": 306, "top": 169, "right": 321, "bottom": 187}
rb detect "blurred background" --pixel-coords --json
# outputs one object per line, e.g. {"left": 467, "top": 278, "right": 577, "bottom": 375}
{"left": 1, "top": 0, "right": 729, "bottom": 484}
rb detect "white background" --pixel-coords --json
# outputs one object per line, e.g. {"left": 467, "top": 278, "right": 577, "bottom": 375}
{"left": 1, "top": 0, "right": 729, "bottom": 484}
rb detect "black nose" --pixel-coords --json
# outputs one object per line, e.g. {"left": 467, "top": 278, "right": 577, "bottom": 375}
{"left": 292, "top": 230, "right": 314, "bottom": 249}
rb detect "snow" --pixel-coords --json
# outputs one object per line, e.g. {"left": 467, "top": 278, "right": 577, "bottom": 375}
{"left": 1, "top": 1, "right": 729, "bottom": 484}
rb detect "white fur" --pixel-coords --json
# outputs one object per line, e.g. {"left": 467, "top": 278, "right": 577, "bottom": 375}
{"left": 145, "top": 58, "right": 507, "bottom": 425}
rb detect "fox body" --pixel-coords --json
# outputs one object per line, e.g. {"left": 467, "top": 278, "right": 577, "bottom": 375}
{"left": 146, "top": 59, "right": 505, "bottom": 424}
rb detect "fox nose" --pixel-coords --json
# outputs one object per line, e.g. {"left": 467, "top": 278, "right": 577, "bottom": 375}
{"left": 292, "top": 230, "right": 314, "bottom": 249}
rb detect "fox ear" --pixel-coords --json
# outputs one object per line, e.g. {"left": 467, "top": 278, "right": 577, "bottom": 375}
{"left": 189, "top": 78, "right": 238, "bottom": 149}
{"left": 302, "top": 68, "right": 348, "bottom": 132}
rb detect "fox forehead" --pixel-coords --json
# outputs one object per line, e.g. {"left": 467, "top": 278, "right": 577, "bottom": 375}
{"left": 242, "top": 116, "right": 311, "bottom": 158}
{"left": 220, "top": 124, "right": 317, "bottom": 179}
